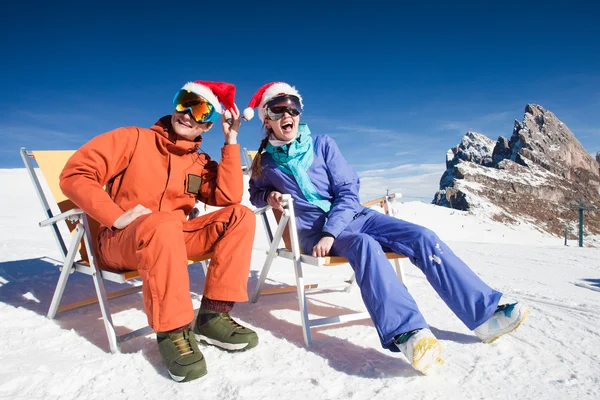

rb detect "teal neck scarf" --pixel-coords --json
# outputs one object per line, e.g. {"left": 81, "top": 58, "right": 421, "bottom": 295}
{"left": 265, "top": 124, "right": 331, "bottom": 212}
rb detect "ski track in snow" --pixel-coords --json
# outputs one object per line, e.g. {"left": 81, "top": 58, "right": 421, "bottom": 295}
{"left": 1, "top": 168, "right": 599, "bottom": 400}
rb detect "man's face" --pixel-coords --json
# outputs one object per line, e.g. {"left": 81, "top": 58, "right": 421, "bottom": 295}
{"left": 171, "top": 111, "right": 213, "bottom": 141}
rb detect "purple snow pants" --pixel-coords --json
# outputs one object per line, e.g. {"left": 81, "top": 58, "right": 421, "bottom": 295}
{"left": 300, "top": 210, "right": 502, "bottom": 351}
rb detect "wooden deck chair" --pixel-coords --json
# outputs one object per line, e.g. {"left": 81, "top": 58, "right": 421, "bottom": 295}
{"left": 20, "top": 147, "right": 212, "bottom": 353}
{"left": 252, "top": 193, "right": 407, "bottom": 345}
{"left": 242, "top": 148, "right": 258, "bottom": 175}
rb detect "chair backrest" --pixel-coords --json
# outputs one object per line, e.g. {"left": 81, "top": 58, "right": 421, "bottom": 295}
{"left": 246, "top": 150, "right": 258, "bottom": 161}
{"left": 28, "top": 150, "right": 100, "bottom": 264}
{"left": 242, "top": 148, "right": 258, "bottom": 175}
{"left": 362, "top": 195, "right": 391, "bottom": 215}
{"left": 33, "top": 150, "right": 75, "bottom": 206}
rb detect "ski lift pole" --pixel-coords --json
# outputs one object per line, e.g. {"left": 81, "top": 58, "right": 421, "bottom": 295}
{"left": 564, "top": 225, "right": 568, "bottom": 246}
{"left": 569, "top": 197, "right": 597, "bottom": 248}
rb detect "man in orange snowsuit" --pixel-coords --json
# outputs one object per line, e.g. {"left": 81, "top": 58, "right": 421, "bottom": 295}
{"left": 60, "top": 80, "right": 257, "bottom": 382}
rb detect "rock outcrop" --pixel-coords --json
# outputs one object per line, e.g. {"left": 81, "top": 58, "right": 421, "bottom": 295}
{"left": 433, "top": 105, "right": 600, "bottom": 239}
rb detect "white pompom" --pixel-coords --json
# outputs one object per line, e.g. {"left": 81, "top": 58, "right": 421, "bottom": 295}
{"left": 242, "top": 108, "right": 254, "bottom": 121}
{"left": 224, "top": 109, "right": 232, "bottom": 120}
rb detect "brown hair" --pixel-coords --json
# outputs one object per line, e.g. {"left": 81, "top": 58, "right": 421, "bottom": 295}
{"left": 250, "top": 125, "right": 272, "bottom": 179}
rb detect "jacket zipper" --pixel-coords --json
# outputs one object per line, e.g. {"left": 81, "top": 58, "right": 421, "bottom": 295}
{"left": 158, "top": 153, "right": 171, "bottom": 211}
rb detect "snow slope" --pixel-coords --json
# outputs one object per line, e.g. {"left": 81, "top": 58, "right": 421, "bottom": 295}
{"left": 1, "top": 168, "right": 599, "bottom": 400}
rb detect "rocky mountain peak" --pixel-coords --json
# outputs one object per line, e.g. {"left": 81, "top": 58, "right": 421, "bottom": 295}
{"left": 502, "top": 104, "right": 598, "bottom": 179}
{"left": 432, "top": 104, "right": 600, "bottom": 240}
{"left": 446, "top": 131, "right": 496, "bottom": 169}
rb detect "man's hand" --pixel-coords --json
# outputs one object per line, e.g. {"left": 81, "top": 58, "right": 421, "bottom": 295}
{"left": 222, "top": 104, "right": 241, "bottom": 145}
{"left": 266, "top": 191, "right": 284, "bottom": 212}
{"left": 312, "top": 236, "right": 335, "bottom": 257}
{"left": 112, "top": 204, "right": 151, "bottom": 230}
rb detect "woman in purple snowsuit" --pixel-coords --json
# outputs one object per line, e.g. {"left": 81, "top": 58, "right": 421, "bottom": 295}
{"left": 244, "top": 82, "right": 529, "bottom": 375}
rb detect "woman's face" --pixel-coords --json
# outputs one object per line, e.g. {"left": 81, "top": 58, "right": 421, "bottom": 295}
{"left": 171, "top": 111, "right": 213, "bottom": 141}
{"left": 264, "top": 97, "right": 301, "bottom": 142}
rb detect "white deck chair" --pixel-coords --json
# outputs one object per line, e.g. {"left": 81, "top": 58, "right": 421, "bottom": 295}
{"left": 252, "top": 193, "right": 407, "bottom": 345}
{"left": 20, "top": 147, "right": 212, "bottom": 353}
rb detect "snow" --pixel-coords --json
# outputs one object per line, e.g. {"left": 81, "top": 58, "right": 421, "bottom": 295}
{"left": 1, "top": 168, "right": 600, "bottom": 400}
{"left": 455, "top": 159, "right": 556, "bottom": 188}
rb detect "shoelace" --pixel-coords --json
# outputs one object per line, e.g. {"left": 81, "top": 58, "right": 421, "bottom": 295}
{"left": 222, "top": 313, "right": 244, "bottom": 329}
{"left": 495, "top": 303, "right": 515, "bottom": 317}
{"left": 172, "top": 332, "right": 193, "bottom": 356}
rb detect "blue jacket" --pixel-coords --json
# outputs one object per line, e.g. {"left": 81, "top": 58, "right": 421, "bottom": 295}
{"left": 249, "top": 135, "right": 367, "bottom": 241}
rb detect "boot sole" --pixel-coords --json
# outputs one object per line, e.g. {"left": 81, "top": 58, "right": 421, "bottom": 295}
{"left": 486, "top": 307, "right": 530, "bottom": 344}
{"left": 412, "top": 337, "right": 445, "bottom": 375}
{"left": 195, "top": 333, "right": 258, "bottom": 352}
{"left": 168, "top": 366, "right": 208, "bottom": 383}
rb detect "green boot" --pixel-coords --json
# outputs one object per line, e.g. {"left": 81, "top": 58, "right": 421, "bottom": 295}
{"left": 157, "top": 328, "right": 207, "bottom": 382}
{"left": 193, "top": 309, "right": 259, "bottom": 351}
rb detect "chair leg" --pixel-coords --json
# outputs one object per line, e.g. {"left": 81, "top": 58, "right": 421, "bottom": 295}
{"left": 47, "top": 224, "right": 84, "bottom": 319}
{"left": 344, "top": 272, "right": 356, "bottom": 293}
{"left": 282, "top": 197, "right": 313, "bottom": 346}
{"left": 81, "top": 214, "right": 119, "bottom": 354}
{"left": 292, "top": 257, "right": 312, "bottom": 346}
{"left": 91, "top": 267, "right": 119, "bottom": 353}
{"left": 251, "top": 242, "right": 279, "bottom": 303}
{"left": 200, "top": 260, "right": 209, "bottom": 277}
{"left": 252, "top": 212, "right": 292, "bottom": 303}
{"left": 394, "top": 258, "right": 406, "bottom": 285}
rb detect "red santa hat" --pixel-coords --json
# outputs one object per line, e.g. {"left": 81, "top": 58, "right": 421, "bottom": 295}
{"left": 243, "top": 82, "right": 303, "bottom": 122}
{"left": 180, "top": 80, "right": 236, "bottom": 118}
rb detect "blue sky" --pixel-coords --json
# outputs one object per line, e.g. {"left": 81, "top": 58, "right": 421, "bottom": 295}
{"left": 2, "top": 1, "right": 598, "bottom": 201}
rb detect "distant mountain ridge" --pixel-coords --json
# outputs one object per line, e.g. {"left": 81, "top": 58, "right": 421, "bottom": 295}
{"left": 432, "top": 104, "right": 600, "bottom": 239}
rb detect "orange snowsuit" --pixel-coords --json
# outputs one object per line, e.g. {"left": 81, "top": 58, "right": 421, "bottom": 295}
{"left": 60, "top": 116, "right": 256, "bottom": 332}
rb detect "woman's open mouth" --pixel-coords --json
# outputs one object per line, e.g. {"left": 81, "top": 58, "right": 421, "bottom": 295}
{"left": 281, "top": 121, "right": 294, "bottom": 133}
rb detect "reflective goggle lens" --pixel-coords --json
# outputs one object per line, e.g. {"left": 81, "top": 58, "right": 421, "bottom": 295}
{"left": 173, "top": 90, "right": 217, "bottom": 123}
{"left": 265, "top": 95, "right": 302, "bottom": 121}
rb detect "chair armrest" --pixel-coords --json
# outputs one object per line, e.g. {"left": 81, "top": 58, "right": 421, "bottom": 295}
{"left": 253, "top": 204, "right": 272, "bottom": 215}
{"left": 39, "top": 208, "right": 84, "bottom": 227}
{"left": 253, "top": 193, "right": 293, "bottom": 216}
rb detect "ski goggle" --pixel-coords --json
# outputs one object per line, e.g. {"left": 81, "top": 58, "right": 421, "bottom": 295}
{"left": 264, "top": 95, "right": 302, "bottom": 121}
{"left": 173, "top": 89, "right": 220, "bottom": 123}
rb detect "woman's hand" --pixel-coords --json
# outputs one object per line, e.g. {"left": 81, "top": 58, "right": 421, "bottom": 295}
{"left": 312, "top": 236, "right": 334, "bottom": 257}
{"left": 222, "top": 104, "right": 241, "bottom": 145}
{"left": 112, "top": 204, "right": 151, "bottom": 230}
{"left": 266, "top": 191, "right": 284, "bottom": 212}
